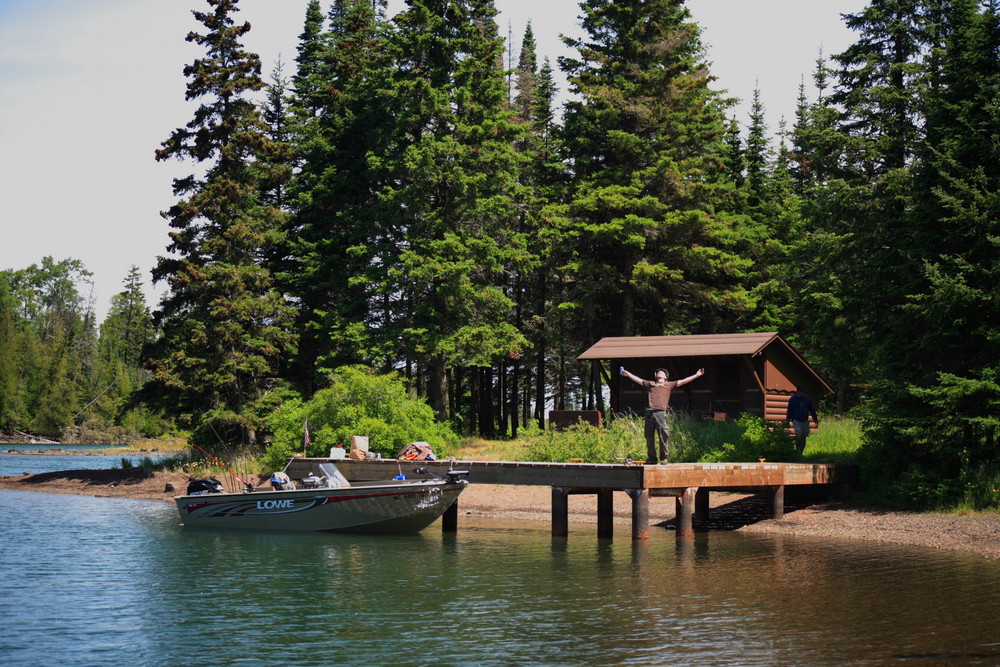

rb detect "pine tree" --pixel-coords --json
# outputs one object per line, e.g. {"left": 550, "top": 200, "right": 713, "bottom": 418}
{"left": 861, "top": 1, "right": 1000, "bottom": 506}
{"left": 148, "top": 0, "right": 296, "bottom": 445}
{"left": 558, "top": 0, "right": 750, "bottom": 341}
{"left": 284, "top": 0, "right": 397, "bottom": 387}
{"left": 386, "top": 0, "right": 527, "bottom": 423}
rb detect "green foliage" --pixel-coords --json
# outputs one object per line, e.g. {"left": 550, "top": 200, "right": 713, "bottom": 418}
{"left": 264, "top": 366, "right": 459, "bottom": 470}
{"left": 521, "top": 413, "right": 805, "bottom": 464}
{"left": 695, "top": 414, "right": 798, "bottom": 463}
{"left": 146, "top": 0, "right": 296, "bottom": 445}
{"left": 524, "top": 418, "right": 646, "bottom": 463}
{"left": 558, "top": 0, "right": 749, "bottom": 338}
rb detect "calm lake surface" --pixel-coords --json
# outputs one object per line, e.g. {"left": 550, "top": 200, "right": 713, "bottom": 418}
{"left": 2, "top": 455, "right": 1000, "bottom": 666}
{"left": 0, "top": 444, "right": 169, "bottom": 477}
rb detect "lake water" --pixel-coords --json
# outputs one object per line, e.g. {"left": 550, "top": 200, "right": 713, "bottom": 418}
{"left": 2, "top": 455, "right": 1000, "bottom": 666}
{"left": 0, "top": 444, "right": 169, "bottom": 477}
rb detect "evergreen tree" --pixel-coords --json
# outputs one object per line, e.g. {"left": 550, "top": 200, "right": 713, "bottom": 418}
{"left": 558, "top": 0, "right": 750, "bottom": 342}
{"left": 832, "top": 0, "right": 931, "bottom": 175}
{"left": 744, "top": 86, "right": 771, "bottom": 208}
{"left": 0, "top": 277, "right": 23, "bottom": 431}
{"left": 825, "top": 1, "right": 938, "bottom": 360}
{"left": 509, "top": 25, "right": 562, "bottom": 432}
{"left": 385, "top": 0, "right": 527, "bottom": 423}
{"left": 147, "top": 0, "right": 296, "bottom": 445}
{"left": 862, "top": 0, "right": 1000, "bottom": 507}
{"left": 292, "top": 0, "right": 327, "bottom": 116}
{"left": 720, "top": 115, "right": 745, "bottom": 189}
{"left": 284, "top": 0, "right": 397, "bottom": 388}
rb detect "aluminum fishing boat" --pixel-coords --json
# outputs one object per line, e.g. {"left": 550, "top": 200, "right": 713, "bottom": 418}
{"left": 174, "top": 462, "right": 467, "bottom": 533}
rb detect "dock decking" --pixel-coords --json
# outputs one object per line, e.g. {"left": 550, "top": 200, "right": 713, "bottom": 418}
{"left": 288, "top": 459, "right": 859, "bottom": 539}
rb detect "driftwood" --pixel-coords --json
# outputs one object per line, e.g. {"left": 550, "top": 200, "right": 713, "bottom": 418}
{"left": 13, "top": 430, "right": 60, "bottom": 445}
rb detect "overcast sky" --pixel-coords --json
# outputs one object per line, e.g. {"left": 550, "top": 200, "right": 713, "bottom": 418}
{"left": 0, "top": 0, "right": 868, "bottom": 321}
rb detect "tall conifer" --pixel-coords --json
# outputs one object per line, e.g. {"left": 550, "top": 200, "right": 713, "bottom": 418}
{"left": 148, "top": 0, "right": 295, "bottom": 445}
{"left": 386, "top": 0, "right": 526, "bottom": 422}
{"left": 284, "top": 0, "right": 397, "bottom": 388}
{"left": 559, "top": 0, "right": 749, "bottom": 340}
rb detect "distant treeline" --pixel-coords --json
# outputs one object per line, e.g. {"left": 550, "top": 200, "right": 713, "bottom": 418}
{"left": 2, "top": 0, "right": 998, "bottom": 508}
{"left": 0, "top": 261, "right": 165, "bottom": 442}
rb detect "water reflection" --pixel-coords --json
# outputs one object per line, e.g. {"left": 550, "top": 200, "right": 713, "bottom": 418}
{"left": 2, "top": 489, "right": 999, "bottom": 666}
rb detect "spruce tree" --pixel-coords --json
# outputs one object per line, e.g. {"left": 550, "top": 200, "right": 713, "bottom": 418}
{"left": 148, "top": 0, "right": 295, "bottom": 445}
{"left": 559, "top": 0, "right": 750, "bottom": 340}
{"left": 862, "top": 0, "right": 1000, "bottom": 506}
{"left": 385, "top": 0, "right": 526, "bottom": 422}
{"left": 281, "top": 0, "right": 401, "bottom": 392}
{"left": 743, "top": 87, "right": 768, "bottom": 206}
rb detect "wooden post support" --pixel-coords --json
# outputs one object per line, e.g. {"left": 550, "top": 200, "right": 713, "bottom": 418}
{"left": 675, "top": 487, "right": 696, "bottom": 537}
{"left": 771, "top": 485, "right": 785, "bottom": 520}
{"left": 626, "top": 488, "right": 649, "bottom": 540}
{"left": 442, "top": 500, "right": 458, "bottom": 532}
{"left": 552, "top": 487, "right": 569, "bottom": 537}
{"left": 597, "top": 488, "right": 614, "bottom": 540}
{"left": 694, "top": 487, "right": 710, "bottom": 530}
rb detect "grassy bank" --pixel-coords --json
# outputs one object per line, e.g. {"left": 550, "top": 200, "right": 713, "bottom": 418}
{"left": 455, "top": 414, "right": 864, "bottom": 465}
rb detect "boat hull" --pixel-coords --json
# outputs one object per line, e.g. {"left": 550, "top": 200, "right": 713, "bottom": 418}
{"left": 174, "top": 480, "right": 466, "bottom": 533}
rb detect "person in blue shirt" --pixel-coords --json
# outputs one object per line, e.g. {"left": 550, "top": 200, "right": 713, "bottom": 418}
{"left": 786, "top": 385, "right": 819, "bottom": 454}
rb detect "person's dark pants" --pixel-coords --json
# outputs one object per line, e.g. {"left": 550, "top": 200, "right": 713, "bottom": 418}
{"left": 644, "top": 409, "right": 670, "bottom": 463}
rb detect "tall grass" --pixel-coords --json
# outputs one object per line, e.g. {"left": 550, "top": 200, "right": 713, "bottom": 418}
{"left": 801, "top": 416, "right": 864, "bottom": 463}
{"left": 457, "top": 414, "right": 864, "bottom": 464}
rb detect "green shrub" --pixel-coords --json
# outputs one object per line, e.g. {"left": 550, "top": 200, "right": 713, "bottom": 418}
{"left": 524, "top": 417, "right": 646, "bottom": 463}
{"left": 264, "top": 365, "right": 459, "bottom": 470}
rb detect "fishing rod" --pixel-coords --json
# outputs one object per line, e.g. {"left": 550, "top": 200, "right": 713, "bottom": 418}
{"left": 189, "top": 441, "right": 254, "bottom": 492}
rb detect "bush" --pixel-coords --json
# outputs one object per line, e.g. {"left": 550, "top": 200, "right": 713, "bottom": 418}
{"left": 697, "top": 414, "right": 799, "bottom": 463}
{"left": 264, "top": 366, "right": 459, "bottom": 470}
{"left": 524, "top": 418, "right": 646, "bottom": 463}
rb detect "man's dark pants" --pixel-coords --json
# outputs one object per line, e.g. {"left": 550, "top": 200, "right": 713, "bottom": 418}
{"left": 645, "top": 409, "right": 670, "bottom": 463}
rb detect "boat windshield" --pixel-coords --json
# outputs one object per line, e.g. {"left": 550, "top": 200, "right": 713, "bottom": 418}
{"left": 316, "top": 462, "right": 351, "bottom": 488}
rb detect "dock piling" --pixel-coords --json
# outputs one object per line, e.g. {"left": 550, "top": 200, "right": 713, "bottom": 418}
{"left": 597, "top": 489, "right": 614, "bottom": 539}
{"left": 552, "top": 487, "right": 569, "bottom": 537}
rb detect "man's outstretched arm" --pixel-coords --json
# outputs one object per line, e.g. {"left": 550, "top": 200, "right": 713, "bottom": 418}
{"left": 676, "top": 368, "right": 706, "bottom": 387}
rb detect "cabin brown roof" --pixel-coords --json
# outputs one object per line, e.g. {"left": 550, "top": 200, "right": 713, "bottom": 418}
{"left": 577, "top": 332, "right": 782, "bottom": 360}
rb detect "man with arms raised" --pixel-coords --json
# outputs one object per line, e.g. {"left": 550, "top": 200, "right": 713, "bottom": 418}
{"left": 621, "top": 366, "right": 706, "bottom": 464}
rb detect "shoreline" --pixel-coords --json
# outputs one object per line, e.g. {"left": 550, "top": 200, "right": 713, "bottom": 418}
{"left": 1, "top": 467, "right": 998, "bottom": 558}
{"left": 2, "top": 447, "right": 182, "bottom": 457}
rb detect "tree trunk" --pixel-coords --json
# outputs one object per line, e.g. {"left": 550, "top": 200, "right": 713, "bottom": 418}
{"left": 427, "top": 353, "right": 448, "bottom": 422}
{"left": 498, "top": 360, "right": 507, "bottom": 438}
{"left": 535, "top": 275, "right": 547, "bottom": 430}
{"left": 510, "top": 355, "right": 520, "bottom": 438}
{"left": 621, "top": 288, "right": 635, "bottom": 336}
{"left": 469, "top": 369, "right": 479, "bottom": 434}
{"left": 479, "top": 367, "right": 495, "bottom": 438}
{"left": 594, "top": 361, "right": 605, "bottom": 417}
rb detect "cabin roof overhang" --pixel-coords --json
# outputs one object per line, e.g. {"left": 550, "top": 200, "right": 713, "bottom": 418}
{"left": 577, "top": 332, "right": 833, "bottom": 394}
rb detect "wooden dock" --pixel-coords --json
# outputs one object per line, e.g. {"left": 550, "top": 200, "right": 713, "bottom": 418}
{"left": 288, "top": 459, "right": 858, "bottom": 540}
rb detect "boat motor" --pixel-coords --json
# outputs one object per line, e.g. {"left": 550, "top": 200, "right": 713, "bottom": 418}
{"left": 186, "top": 477, "right": 224, "bottom": 495}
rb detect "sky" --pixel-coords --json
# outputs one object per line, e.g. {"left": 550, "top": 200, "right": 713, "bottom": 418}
{"left": 0, "top": 0, "right": 868, "bottom": 322}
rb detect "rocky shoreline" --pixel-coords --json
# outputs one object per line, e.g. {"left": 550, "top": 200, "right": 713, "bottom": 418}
{"left": 1, "top": 466, "right": 998, "bottom": 558}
